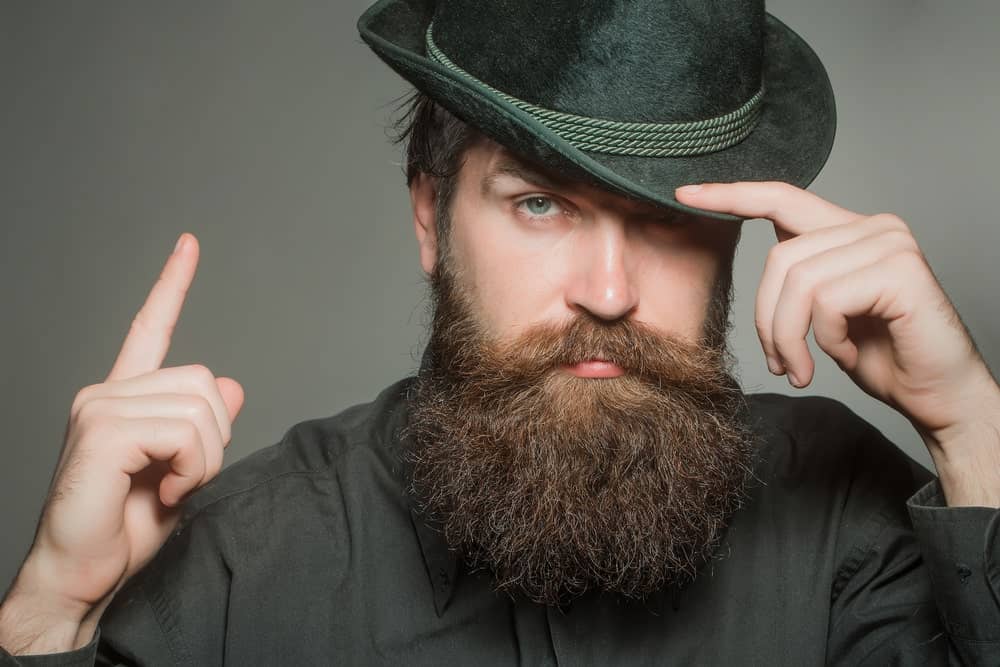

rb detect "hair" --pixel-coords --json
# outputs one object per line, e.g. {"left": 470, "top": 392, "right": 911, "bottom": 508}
{"left": 389, "top": 89, "right": 740, "bottom": 349}
{"left": 391, "top": 90, "right": 482, "bottom": 239}
{"left": 405, "top": 225, "right": 756, "bottom": 605}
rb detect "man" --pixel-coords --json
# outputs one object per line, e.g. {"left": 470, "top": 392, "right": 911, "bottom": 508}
{"left": 2, "top": 0, "right": 999, "bottom": 664}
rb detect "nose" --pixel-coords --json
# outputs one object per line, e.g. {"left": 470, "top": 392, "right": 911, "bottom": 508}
{"left": 564, "top": 217, "right": 639, "bottom": 321}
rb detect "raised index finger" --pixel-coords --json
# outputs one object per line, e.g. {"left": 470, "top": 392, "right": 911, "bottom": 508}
{"left": 676, "top": 181, "right": 861, "bottom": 240}
{"left": 106, "top": 233, "right": 199, "bottom": 382}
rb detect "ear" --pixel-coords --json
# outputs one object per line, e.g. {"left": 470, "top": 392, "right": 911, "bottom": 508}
{"left": 409, "top": 173, "right": 439, "bottom": 276}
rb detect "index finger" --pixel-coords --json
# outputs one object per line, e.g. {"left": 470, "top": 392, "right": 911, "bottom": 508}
{"left": 676, "top": 181, "right": 862, "bottom": 239}
{"left": 106, "top": 233, "right": 199, "bottom": 382}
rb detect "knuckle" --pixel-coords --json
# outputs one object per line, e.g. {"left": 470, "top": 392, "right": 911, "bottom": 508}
{"left": 204, "top": 454, "right": 223, "bottom": 481}
{"left": 178, "top": 417, "right": 201, "bottom": 443}
{"left": 785, "top": 263, "right": 812, "bottom": 291}
{"left": 870, "top": 212, "right": 909, "bottom": 232}
{"left": 182, "top": 365, "right": 229, "bottom": 437}
{"left": 882, "top": 228, "right": 919, "bottom": 253}
{"left": 771, "top": 336, "right": 791, "bottom": 358}
{"left": 191, "top": 446, "right": 208, "bottom": 478}
{"left": 74, "top": 396, "right": 108, "bottom": 427}
{"left": 172, "top": 421, "right": 204, "bottom": 466}
{"left": 82, "top": 416, "right": 122, "bottom": 449}
{"left": 813, "top": 285, "right": 838, "bottom": 312}
{"left": 184, "top": 363, "right": 216, "bottom": 389}
{"left": 753, "top": 316, "right": 773, "bottom": 344}
{"left": 770, "top": 321, "right": 796, "bottom": 350}
{"left": 192, "top": 400, "right": 222, "bottom": 441}
{"left": 893, "top": 247, "right": 926, "bottom": 270}
{"left": 765, "top": 243, "right": 785, "bottom": 265}
{"left": 180, "top": 394, "right": 212, "bottom": 421}
{"left": 127, "top": 313, "right": 148, "bottom": 336}
{"left": 765, "top": 245, "right": 795, "bottom": 277}
{"left": 70, "top": 384, "right": 98, "bottom": 419}
{"left": 763, "top": 180, "right": 795, "bottom": 196}
{"left": 130, "top": 310, "right": 172, "bottom": 338}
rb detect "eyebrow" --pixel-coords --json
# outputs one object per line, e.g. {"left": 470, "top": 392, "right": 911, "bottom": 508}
{"left": 480, "top": 156, "right": 572, "bottom": 196}
{"left": 479, "top": 153, "right": 690, "bottom": 224}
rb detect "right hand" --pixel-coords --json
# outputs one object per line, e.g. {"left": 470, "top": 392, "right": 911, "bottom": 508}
{"left": 3, "top": 233, "right": 244, "bottom": 648}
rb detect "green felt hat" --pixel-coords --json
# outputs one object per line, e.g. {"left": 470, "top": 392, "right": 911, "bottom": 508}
{"left": 358, "top": 0, "right": 836, "bottom": 222}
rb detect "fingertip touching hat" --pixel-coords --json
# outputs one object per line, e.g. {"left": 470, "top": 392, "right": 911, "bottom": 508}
{"left": 358, "top": 0, "right": 836, "bottom": 222}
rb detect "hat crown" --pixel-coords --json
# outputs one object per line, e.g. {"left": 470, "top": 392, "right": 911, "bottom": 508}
{"left": 430, "top": 0, "right": 765, "bottom": 123}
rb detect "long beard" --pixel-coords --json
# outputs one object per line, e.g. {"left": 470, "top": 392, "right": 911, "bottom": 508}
{"left": 403, "top": 250, "right": 759, "bottom": 607}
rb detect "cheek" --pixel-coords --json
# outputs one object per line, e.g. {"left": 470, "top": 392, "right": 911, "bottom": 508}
{"left": 633, "top": 239, "right": 722, "bottom": 335}
{"left": 451, "top": 212, "right": 567, "bottom": 336}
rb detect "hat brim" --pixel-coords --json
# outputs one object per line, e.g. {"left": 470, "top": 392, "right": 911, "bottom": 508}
{"left": 359, "top": 0, "right": 836, "bottom": 222}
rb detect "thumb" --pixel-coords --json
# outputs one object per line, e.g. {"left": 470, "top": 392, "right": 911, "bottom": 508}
{"left": 215, "top": 377, "right": 245, "bottom": 423}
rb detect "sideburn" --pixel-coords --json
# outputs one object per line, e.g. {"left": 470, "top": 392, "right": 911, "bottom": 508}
{"left": 404, "top": 244, "right": 760, "bottom": 606}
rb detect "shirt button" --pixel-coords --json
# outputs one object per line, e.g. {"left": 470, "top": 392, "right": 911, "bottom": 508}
{"left": 437, "top": 568, "right": 451, "bottom": 588}
{"left": 956, "top": 562, "right": 973, "bottom": 584}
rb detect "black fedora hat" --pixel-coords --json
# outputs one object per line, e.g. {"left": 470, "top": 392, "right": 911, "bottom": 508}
{"left": 358, "top": 0, "right": 836, "bottom": 222}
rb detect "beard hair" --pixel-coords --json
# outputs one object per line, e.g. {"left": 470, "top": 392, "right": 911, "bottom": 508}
{"left": 403, "top": 217, "right": 760, "bottom": 607}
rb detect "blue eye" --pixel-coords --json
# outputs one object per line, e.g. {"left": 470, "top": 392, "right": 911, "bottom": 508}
{"left": 518, "top": 196, "right": 561, "bottom": 218}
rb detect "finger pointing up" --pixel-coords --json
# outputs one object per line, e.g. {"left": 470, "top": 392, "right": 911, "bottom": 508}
{"left": 106, "top": 233, "right": 199, "bottom": 382}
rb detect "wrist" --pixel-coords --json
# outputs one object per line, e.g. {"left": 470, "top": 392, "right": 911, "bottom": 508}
{"left": 0, "top": 591, "right": 87, "bottom": 655}
{"left": 918, "top": 370, "right": 1000, "bottom": 446}
{"left": 923, "top": 415, "right": 1000, "bottom": 508}
{"left": 0, "top": 556, "right": 96, "bottom": 655}
{"left": 10, "top": 551, "right": 96, "bottom": 623}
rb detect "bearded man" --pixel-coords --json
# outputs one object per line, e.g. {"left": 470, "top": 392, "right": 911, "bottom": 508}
{"left": 2, "top": 0, "right": 1000, "bottom": 665}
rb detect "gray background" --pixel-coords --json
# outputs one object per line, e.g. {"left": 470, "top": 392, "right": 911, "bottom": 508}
{"left": 3, "top": 1, "right": 998, "bottom": 592}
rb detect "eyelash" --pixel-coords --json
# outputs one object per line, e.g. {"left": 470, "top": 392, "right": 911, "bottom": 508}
{"left": 514, "top": 194, "right": 566, "bottom": 220}
{"left": 512, "top": 195, "right": 691, "bottom": 231}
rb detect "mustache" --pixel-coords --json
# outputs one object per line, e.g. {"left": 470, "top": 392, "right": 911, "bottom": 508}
{"left": 409, "top": 275, "right": 757, "bottom": 605}
{"left": 434, "top": 308, "right": 738, "bottom": 398}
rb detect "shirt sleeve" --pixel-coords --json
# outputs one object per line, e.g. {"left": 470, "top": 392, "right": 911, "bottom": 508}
{"left": 0, "top": 629, "right": 100, "bottom": 667}
{"left": 905, "top": 480, "right": 1000, "bottom": 657}
{"left": 825, "top": 474, "right": 1000, "bottom": 665}
{"left": 0, "top": 508, "right": 224, "bottom": 667}
{"left": 803, "top": 394, "right": 1000, "bottom": 665}
{"left": 0, "top": 487, "right": 237, "bottom": 667}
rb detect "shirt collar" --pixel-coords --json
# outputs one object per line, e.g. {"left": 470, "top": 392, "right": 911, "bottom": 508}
{"left": 409, "top": 507, "right": 459, "bottom": 616}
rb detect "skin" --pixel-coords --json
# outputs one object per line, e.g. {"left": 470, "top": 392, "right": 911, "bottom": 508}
{"left": 414, "top": 142, "right": 1000, "bottom": 509}
{"left": 411, "top": 142, "right": 742, "bottom": 367}
{"left": 674, "top": 181, "right": 1000, "bottom": 507}
{"left": 0, "top": 234, "right": 245, "bottom": 653}
{"left": 3, "top": 141, "right": 1000, "bottom": 654}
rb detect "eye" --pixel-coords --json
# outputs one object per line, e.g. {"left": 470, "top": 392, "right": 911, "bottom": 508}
{"left": 516, "top": 195, "right": 563, "bottom": 219}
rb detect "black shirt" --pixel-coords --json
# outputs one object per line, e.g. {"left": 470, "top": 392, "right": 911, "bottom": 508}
{"left": 5, "top": 377, "right": 1000, "bottom": 665}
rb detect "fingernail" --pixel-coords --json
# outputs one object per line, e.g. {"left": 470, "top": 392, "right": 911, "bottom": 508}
{"left": 174, "top": 234, "right": 187, "bottom": 254}
{"left": 787, "top": 372, "right": 801, "bottom": 387}
{"left": 677, "top": 184, "right": 703, "bottom": 194}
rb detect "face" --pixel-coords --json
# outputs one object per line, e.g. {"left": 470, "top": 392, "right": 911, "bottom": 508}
{"left": 405, "top": 139, "right": 757, "bottom": 607}
{"left": 412, "top": 140, "right": 742, "bottom": 357}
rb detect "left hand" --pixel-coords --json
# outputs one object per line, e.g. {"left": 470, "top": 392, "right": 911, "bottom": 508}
{"left": 676, "top": 181, "right": 1000, "bottom": 505}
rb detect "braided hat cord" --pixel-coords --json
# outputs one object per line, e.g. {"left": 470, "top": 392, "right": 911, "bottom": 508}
{"left": 425, "top": 24, "right": 764, "bottom": 157}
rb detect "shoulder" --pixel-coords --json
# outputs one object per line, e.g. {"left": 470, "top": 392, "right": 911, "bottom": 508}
{"left": 99, "top": 377, "right": 418, "bottom": 660}
{"left": 178, "top": 375, "right": 416, "bottom": 523}
{"left": 121, "top": 374, "right": 417, "bottom": 578}
{"left": 738, "top": 392, "right": 935, "bottom": 576}
{"left": 747, "top": 391, "right": 886, "bottom": 445}
{"left": 745, "top": 392, "right": 930, "bottom": 479}
{"left": 743, "top": 391, "right": 933, "bottom": 520}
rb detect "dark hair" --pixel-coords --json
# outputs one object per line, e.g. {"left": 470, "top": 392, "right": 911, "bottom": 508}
{"left": 391, "top": 90, "right": 482, "bottom": 232}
